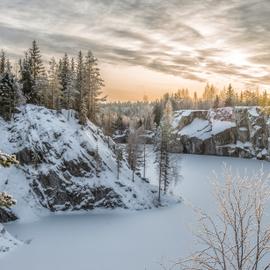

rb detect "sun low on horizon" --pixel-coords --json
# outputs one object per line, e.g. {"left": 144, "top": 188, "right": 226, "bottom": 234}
{"left": 1, "top": 0, "right": 270, "bottom": 101}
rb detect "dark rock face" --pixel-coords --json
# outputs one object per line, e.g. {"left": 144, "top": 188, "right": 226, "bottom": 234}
{"left": 0, "top": 208, "right": 17, "bottom": 223}
{"left": 172, "top": 107, "right": 270, "bottom": 160}
{"left": 30, "top": 170, "right": 125, "bottom": 211}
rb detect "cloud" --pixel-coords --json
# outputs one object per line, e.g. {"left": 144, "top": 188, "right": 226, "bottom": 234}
{"left": 0, "top": 0, "right": 270, "bottom": 88}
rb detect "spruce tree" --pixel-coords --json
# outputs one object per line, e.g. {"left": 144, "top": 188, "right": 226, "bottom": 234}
{"left": 48, "top": 57, "right": 61, "bottom": 110}
{"left": 225, "top": 84, "right": 235, "bottom": 107}
{"left": 20, "top": 40, "right": 45, "bottom": 104}
{"left": 19, "top": 53, "right": 34, "bottom": 102}
{"left": 59, "top": 54, "right": 75, "bottom": 118}
{"left": 76, "top": 51, "right": 85, "bottom": 111}
{"left": 84, "top": 51, "right": 105, "bottom": 123}
{"left": 0, "top": 72, "right": 21, "bottom": 121}
{"left": 29, "top": 40, "right": 44, "bottom": 81}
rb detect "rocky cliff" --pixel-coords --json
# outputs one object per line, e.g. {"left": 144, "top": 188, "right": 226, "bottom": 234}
{"left": 0, "top": 105, "right": 162, "bottom": 222}
{"left": 172, "top": 107, "right": 270, "bottom": 160}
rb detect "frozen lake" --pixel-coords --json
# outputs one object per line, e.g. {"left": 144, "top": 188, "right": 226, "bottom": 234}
{"left": 2, "top": 154, "right": 270, "bottom": 270}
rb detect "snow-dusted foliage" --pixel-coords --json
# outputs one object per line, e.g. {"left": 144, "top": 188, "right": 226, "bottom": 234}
{"left": 0, "top": 105, "right": 166, "bottom": 221}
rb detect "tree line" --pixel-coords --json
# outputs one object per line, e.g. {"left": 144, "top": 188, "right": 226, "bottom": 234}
{"left": 0, "top": 40, "right": 105, "bottom": 123}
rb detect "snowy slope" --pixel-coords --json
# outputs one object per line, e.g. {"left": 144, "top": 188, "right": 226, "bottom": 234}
{"left": 0, "top": 105, "right": 168, "bottom": 222}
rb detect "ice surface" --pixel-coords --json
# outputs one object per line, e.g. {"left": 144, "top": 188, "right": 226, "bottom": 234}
{"left": 1, "top": 152, "right": 270, "bottom": 270}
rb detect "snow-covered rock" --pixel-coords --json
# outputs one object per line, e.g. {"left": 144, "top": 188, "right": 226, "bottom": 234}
{"left": 0, "top": 105, "right": 163, "bottom": 221}
{"left": 172, "top": 106, "right": 270, "bottom": 160}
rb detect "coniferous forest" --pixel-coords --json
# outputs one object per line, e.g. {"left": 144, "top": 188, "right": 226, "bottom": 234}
{"left": 0, "top": 41, "right": 105, "bottom": 124}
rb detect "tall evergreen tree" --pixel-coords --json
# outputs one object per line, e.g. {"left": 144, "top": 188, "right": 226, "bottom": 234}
{"left": 29, "top": 40, "right": 44, "bottom": 81}
{"left": 48, "top": 57, "right": 61, "bottom": 110}
{"left": 224, "top": 84, "right": 235, "bottom": 107}
{"left": 20, "top": 41, "right": 45, "bottom": 104}
{"left": 84, "top": 51, "right": 105, "bottom": 123}
{"left": 59, "top": 54, "right": 74, "bottom": 118}
{"left": 0, "top": 72, "right": 22, "bottom": 120}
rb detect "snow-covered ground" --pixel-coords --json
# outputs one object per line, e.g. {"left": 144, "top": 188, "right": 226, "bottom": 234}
{"left": 1, "top": 153, "right": 270, "bottom": 270}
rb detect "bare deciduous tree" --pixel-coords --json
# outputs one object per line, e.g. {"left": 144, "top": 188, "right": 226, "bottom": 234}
{"left": 178, "top": 167, "right": 270, "bottom": 270}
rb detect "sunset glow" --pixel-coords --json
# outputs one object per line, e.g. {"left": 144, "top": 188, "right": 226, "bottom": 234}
{"left": 0, "top": 0, "right": 270, "bottom": 100}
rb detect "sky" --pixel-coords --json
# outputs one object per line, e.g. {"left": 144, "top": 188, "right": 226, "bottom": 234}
{"left": 0, "top": 0, "right": 270, "bottom": 101}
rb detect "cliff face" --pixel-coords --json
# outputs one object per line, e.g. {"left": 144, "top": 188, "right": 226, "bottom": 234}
{"left": 172, "top": 107, "right": 270, "bottom": 160}
{"left": 0, "top": 105, "right": 160, "bottom": 221}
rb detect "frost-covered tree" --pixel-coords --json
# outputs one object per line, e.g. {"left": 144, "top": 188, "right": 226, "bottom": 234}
{"left": 155, "top": 101, "right": 173, "bottom": 203}
{"left": 178, "top": 168, "right": 270, "bottom": 270}
{"left": 126, "top": 128, "right": 143, "bottom": 182}
{"left": 79, "top": 97, "right": 88, "bottom": 125}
